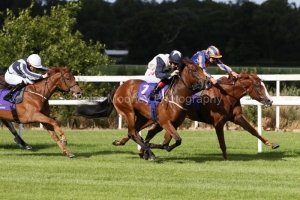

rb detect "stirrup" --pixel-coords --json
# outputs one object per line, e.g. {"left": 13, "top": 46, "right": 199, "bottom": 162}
{"left": 149, "top": 92, "right": 160, "bottom": 101}
{"left": 3, "top": 95, "right": 13, "bottom": 103}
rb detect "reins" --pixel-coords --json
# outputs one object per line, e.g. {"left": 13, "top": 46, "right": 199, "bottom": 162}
{"left": 25, "top": 70, "right": 78, "bottom": 100}
{"left": 162, "top": 62, "right": 206, "bottom": 110}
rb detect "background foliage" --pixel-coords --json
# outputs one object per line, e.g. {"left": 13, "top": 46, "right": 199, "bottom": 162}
{"left": 0, "top": 0, "right": 300, "bottom": 129}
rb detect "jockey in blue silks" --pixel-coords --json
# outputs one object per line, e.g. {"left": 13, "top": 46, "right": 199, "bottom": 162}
{"left": 191, "top": 45, "right": 238, "bottom": 85}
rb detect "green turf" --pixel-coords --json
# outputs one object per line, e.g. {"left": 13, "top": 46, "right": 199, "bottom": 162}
{"left": 0, "top": 129, "right": 300, "bottom": 200}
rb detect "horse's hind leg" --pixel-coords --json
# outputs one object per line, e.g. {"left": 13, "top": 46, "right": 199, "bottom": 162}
{"left": 116, "top": 105, "right": 156, "bottom": 160}
{"left": 1, "top": 119, "right": 32, "bottom": 150}
{"left": 234, "top": 114, "right": 280, "bottom": 149}
{"left": 112, "top": 113, "right": 150, "bottom": 146}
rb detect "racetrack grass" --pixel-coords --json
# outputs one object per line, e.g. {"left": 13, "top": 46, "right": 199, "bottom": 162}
{"left": 0, "top": 129, "right": 300, "bottom": 200}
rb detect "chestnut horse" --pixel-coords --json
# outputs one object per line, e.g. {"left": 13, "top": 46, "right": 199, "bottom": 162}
{"left": 112, "top": 72, "right": 280, "bottom": 160}
{"left": 0, "top": 67, "right": 82, "bottom": 158}
{"left": 77, "top": 58, "right": 208, "bottom": 160}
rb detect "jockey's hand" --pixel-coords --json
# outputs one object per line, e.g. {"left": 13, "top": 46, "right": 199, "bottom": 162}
{"left": 42, "top": 73, "right": 48, "bottom": 78}
{"left": 230, "top": 71, "right": 239, "bottom": 79}
{"left": 171, "top": 69, "right": 179, "bottom": 76}
{"left": 210, "top": 77, "right": 217, "bottom": 85}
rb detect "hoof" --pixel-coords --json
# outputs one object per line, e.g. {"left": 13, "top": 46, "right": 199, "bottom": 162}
{"left": 61, "top": 140, "right": 67, "bottom": 146}
{"left": 25, "top": 144, "right": 33, "bottom": 150}
{"left": 67, "top": 153, "right": 75, "bottom": 158}
{"left": 149, "top": 154, "right": 156, "bottom": 161}
{"left": 143, "top": 151, "right": 149, "bottom": 160}
{"left": 147, "top": 150, "right": 156, "bottom": 161}
{"left": 138, "top": 152, "right": 144, "bottom": 158}
{"left": 112, "top": 140, "right": 119, "bottom": 146}
{"left": 272, "top": 143, "right": 280, "bottom": 149}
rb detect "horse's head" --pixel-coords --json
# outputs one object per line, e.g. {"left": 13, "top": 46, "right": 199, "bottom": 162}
{"left": 239, "top": 72, "right": 273, "bottom": 107}
{"left": 180, "top": 58, "right": 207, "bottom": 92}
{"left": 47, "top": 67, "right": 83, "bottom": 98}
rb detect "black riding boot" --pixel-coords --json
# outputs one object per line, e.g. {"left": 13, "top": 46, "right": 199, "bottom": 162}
{"left": 149, "top": 85, "right": 162, "bottom": 100}
{"left": 3, "top": 81, "right": 26, "bottom": 103}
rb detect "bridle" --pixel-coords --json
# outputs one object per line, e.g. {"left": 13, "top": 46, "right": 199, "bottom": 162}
{"left": 47, "top": 70, "right": 78, "bottom": 93}
{"left": 176, "top": 63, "right": 207, "bottom": 91}
{"left": 239, "top": 76, "right": 265, "bottom": 101}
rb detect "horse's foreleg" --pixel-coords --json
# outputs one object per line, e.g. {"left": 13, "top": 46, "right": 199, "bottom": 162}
{"left": 42, "top": 122, "right": 74, "bottom": 158}
{"left": 32, "top": 111, "right": 73, "bottom": 157}
{"left": 112, "top": 115, "right": 151, "bottom": 146}
{"left": 234, "top": 114, "right": 280, "bottom": 149}
{"left": 160, "top": 122, "right": 182, "bottom": 152}
{"left": 1, "top": 119, "right": 32, "bottom": 150}
{"left": 112, "top": 136, "right": 130, "bottom": 146}
{"left": 214, "top": 123, "right": 228, "bottom": 160}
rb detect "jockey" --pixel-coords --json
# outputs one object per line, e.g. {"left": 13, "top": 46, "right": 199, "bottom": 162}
{"left": 191, "top": 45, "right": 238, "bottom": 85}
{"left": 4, "top": 54, "right": 48, "bottom": 102}
{"left": 145, "top": 50, "right": 182, "bottom": 100}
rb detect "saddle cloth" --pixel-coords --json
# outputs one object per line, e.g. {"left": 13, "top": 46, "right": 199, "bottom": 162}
{"left": 0, "top": 89, "right": 24, "bottom": 110}
{"left": 137, "top": 82, "right": 169, "bottom": 104}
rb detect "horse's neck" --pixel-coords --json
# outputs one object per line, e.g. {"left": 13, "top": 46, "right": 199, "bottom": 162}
{"left": 218, "top": 80, "right": 248, "bottom": 101}
{"left": 31, "top": 74, "right": 60, "bottom": 99}
{"left": 167, "top": 77, "right": 193, "bottom": 103}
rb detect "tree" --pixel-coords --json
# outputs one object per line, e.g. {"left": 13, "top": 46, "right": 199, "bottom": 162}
{"left": 0, "top": 1, "right": 113, "bottom": 75}
{"left": 0, "top": 1, "right": 115, "bottom": 122}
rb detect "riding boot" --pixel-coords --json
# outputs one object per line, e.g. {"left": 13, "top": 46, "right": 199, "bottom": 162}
{"left": 149, "top": 85, "right": 162, "bottom": 100}
{"left": 3, "top": 81, "right": 26, "bottom": 102}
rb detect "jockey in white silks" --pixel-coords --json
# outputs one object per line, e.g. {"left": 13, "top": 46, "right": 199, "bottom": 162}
{"left": 144, "top": 50, "right": 182, "bottom": 100}
{"left": 4, "top": 54, "right": 48, "bottom": 102}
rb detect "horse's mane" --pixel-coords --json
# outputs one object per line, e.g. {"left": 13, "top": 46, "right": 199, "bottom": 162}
{"left": 0, "top": 67, "right": 8, "bottom": 75}
{"left": 47, "top": 66, "right": 69, "bottom": 76}
{"left": 178, "top": 57, "right": 193, "bottom": 72}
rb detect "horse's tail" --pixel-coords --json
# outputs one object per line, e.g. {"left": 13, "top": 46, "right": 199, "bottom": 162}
{"left": 77, "top": 89, "right": 116, "bottom": 118}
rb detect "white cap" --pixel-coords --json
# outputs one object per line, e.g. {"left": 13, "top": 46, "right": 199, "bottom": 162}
{"left": 27, "top": 54, "right": 47, "bottom": 70}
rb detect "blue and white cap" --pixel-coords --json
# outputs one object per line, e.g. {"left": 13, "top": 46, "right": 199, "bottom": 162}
{"left": 169, "top": 50, "right": 182, "bottom": 64}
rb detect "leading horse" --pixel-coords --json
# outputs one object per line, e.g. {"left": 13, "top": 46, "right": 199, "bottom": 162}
{"left": 77, "top": 58, "right": 208, "bottom": 160}
{"left": 0, "top": 67, "right": 82, "bottom": 157}
{"left": 112, "top": 72, "right": 280, "bottom": 160}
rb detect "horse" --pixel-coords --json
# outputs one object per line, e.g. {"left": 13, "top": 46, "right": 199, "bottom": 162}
{"left": 111, "top": 72, "right": 280, "bottom": 160}
{"left": 77, "top": 58, "right": 208, "bottom": 160}
{"left": 0, "top": 67, "right": 82, "bottom": 158}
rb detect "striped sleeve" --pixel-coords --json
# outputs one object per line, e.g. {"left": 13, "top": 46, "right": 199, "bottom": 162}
{"left": 216, "top": 59, "right": 233, "bottom": 73}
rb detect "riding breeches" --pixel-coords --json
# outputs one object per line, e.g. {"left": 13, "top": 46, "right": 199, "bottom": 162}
{"left": 5, "top": 72, "right": 33, "bottom": 85}
{"left": 144, "top": 69, "right": 161, "bottom": 83}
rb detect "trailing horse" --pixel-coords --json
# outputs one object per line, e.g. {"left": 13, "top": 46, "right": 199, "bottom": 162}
{"left": 0, "top": 67, "right": 82, "bottom": 158}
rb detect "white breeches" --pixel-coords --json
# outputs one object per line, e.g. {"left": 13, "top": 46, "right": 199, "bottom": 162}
{"left": 5, "top": 73, "right": 33, "bottom": 85}
{"left": 144, "top": 69, "right": 161, "bottom": 83}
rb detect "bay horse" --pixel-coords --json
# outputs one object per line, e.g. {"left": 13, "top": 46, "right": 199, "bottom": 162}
{"left": 0, "top": 67, "right": 82, "bottom": 158}
{"left": 77, "top": 58, "right": 208, "bottom": 160}
{"left": 112, "top": 72, "right": 280, "bottom": 160}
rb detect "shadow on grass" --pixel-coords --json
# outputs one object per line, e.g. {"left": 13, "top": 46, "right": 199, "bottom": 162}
{"left": 2, "top": 142, "right": 300, "bottom": 162}
{"left": 145, "top": 151, "right": 300, "bottom": 164}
